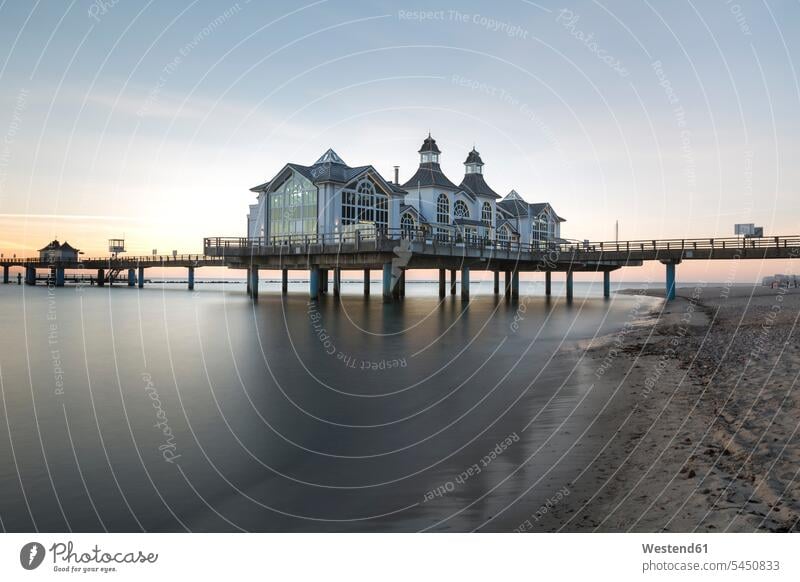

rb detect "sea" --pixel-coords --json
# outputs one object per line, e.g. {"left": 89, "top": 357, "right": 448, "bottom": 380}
{"left": 0, "top": 279, "right": 662, "bottom": 532}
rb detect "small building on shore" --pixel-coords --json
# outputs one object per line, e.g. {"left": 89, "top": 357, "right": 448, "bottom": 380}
{"left": 762, "top": 274, "right": 798, "bottom": 288}
{"left": 38, "top": 240, "right": 80, "bottom": 262}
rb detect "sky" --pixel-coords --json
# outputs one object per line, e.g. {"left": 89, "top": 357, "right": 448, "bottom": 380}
{"left": 0, "top": 0, "right": 798, "bottom": 282}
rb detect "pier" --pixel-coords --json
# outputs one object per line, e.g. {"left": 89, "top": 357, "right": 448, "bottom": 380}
{"left": 0, "top": 254, "right": 221, "bottom": 289}
{"left": 2, "top": 233, "right": 798, "bottom": 302}
{"left": 202, "top": 231, "right": 800, "bottom": 302}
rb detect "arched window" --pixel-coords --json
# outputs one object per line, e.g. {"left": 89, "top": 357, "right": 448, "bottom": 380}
{"left": 436, "top": 193, "right": 450, "bottom": 223}
{"left": 481, "top": 202, "right": 492, "bottom": 227}
{"left": 497, "top": 225, "right": 510, "bottom": 243}
{"left": 341, "top": 179, "right": 388, "bottom": 231}
{"left": 400, "top": 213, "right": 416, "bottom": 238}
{"left": 269, "top": 173, "right": 317, "bottom": 238}
{"left": 453, "top": 200, "right": 470, "bottom": 219}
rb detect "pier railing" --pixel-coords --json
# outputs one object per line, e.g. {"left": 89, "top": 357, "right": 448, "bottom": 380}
{"left": 559, "top": 235, "right": 800, "bottom": 254}
{"left": 203, "top": 230, "right": 800, "bottom": 259}
{"left": 203, "top": 228, "right": 560, "bottom": 257}
{"left": 0, "top": 254, "right": 220, "bottom": 266}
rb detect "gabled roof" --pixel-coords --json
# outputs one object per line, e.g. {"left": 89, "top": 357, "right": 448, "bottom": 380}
{"left": 496, "top": 191, "right": 529, "bottom": 217}
{"left": 459, "top": 173, "right": 500, "bottom": 199}
{"left": 529, "top": 202, "right": 566, "bottom": 222}
{"left": 38, "top": 240, "right": 80, "bottom": 253}
{"left": 496, "top": 218, "right": 520, "bottom": 235}
{"left": 496, "top": 190, "right": 566, "bottom": 221}
{"left": 401, "top": 162, "right": 459, "bottom": 190}
{"left": 39, "top": 239, "right": 61, "bottom": 252}
{"left": 400, "top": 204, "right": 429, "bottom": 224}
{"left": 250, "top": 149, "right": 390, "bottom": 192}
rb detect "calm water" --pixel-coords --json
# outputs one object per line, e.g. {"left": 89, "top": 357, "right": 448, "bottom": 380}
{"left": 0, "top": 280, "right": 660, "bottom": 532}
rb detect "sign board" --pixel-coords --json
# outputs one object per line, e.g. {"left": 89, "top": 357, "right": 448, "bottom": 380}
{"left": 734, "top": 223, "right": 755, "bottom": 236}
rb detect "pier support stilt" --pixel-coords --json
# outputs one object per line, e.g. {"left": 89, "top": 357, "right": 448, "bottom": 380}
{"left": 545, "top": 271, "right": 552, "bottom": 296}
{"left": 250, "top": 267, "right": 259, "bottom": 300}
{"left": 505, "top": 270, "right": 511, "bottom": 298}
{"left": 333, "top": 268, "right": 341, "bottom": 298}
{"left": 450, "top": 270, "right": 456, "bottom": 295}
{"left": 128, "top": 268, "right": 136, "bottom": 287}
{"left": 603, "top": 271, "right": 610, "bottom": 298}
{"left": 363, "top": 269, "right": 370, "bottom": 296}
{"left": 493, "top": 271, "right": 499, "bottom": 295}
{"left": 188, "top": 267, "right": 195, "bottom": 291}
{"left": 309, "top": 266, "right": 320, "bottom": 300}
{"left": 566, "top": 271, "right": 574, "bottom": 301}
{"left": 97, "top": 269, "right": 105, "bottom": 287}
{"left": 511, "top": 271, "right": 519, "bottom": 300}
{"left": 399, "top": 270, "right": 406, "bottom": 297}
{"left": 25, "top": 266, "right": 36, "bottom": 286}
{"left": 382, "top": 262, "right": 393, "bottom": 302}
{"left": 282, "top": 269, "right": 288, "bottom": 294}
{"left": 321, "top": 269, "right": 328, "bottom": 294}
{"left": 3, "top": 265, "right": 9, "bottom": 284}
{"left": 438, "top": 269, "right": 446, "bottom": 298}
{"left": 55, "top": 267, "right": 65, "bottom": 287}
{"left": 138, "top": 266, "right": 145, "bottom": 288}
{"left": 461, "top": 267, "right": 470, "bottom": 301}
{"left": 246, "top": 268, "right": 251, "bottom": 296}
{"left": 663, "top": 261, "right": 679, "bottom": 301}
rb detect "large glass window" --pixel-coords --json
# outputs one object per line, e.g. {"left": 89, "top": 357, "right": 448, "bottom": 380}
{"left": 481, "top": 202, "right": 492, "bottom": 227}
{"left": 269, "top": 173, "right": 317, "bottom": 238}
{"left": 436, "top": 193, "right": 450, "bottom": 223}
{"left": 453, "top": 200, "right": 470, "bottom": 219}
{"left": 341, "top": 179, "right": 388, "bottom": 232}
{"left": 532, "top": 211, "right": 551, "bottom": 249}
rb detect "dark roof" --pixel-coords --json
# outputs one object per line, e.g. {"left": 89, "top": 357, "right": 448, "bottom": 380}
{"left": 38, "top": 239, "right": 61, "bottom": 252}
{"left": 464, "top": 148, "right": 483, "bottom": 166}
{"left": 250, "top": 148, "right": 379, "bottom": 191}
{"left": 496, "top": 198, "right": 529, "bottom": 217}
{"left": 418, "top": 133, "right": 441, "bottom": 154}
{"left": 529, "top": 202, "right": 566, "bottom": 222}
{"left": 497, "top": 195, "right": 567, "bottom": 221}
{"left": 38, "top": 240, "right": 80, "bottom": 253}
{"left": 401, "top": 162, "right": 459, "bottom": 190}
{"left": 459, "top": 173, "right": 500, "bottom": 199}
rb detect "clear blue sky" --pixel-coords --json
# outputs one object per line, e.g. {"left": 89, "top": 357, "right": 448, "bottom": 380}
{"left": 0, "top": 0, "right": 798, "bottom": 281}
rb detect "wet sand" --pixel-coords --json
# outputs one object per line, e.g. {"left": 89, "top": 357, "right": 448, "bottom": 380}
{"left": 538, "top": 285, "right": 800, "bottom": 532}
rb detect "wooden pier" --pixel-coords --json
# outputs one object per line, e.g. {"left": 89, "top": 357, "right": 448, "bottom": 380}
{"left": 2, "top": 232, "right": 798, "bottom": 301}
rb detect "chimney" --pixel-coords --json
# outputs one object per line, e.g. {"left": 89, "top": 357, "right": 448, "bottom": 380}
{"left": 394, "top": 166, "right": 399, "bottom": 184}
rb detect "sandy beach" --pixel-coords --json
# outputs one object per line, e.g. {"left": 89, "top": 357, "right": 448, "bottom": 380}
{"left": 540, "top": 285, "right": 800, "bottom": 532}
